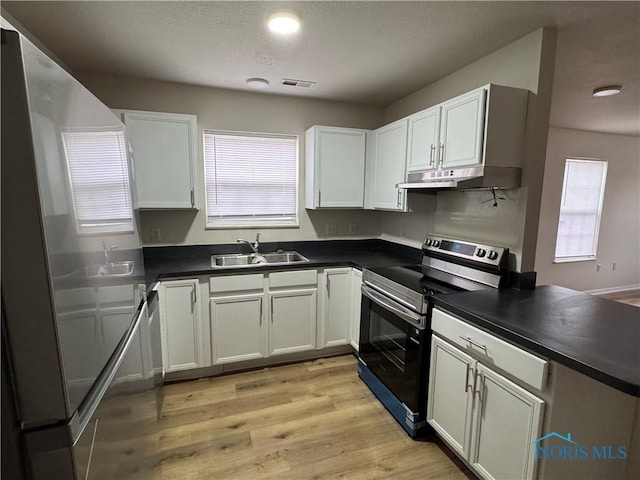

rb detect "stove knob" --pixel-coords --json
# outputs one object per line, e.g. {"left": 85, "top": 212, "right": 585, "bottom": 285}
{"left": 476, "top": 248, "right": 486, "bottom": 258}
{"left": 432, "top": 240, "right": 440, "bottom": 247}
{"left": 425, "top": 238, "right": 433, "bottom": 246}
{"left": 488, "top": 250, "right": 499, "bottom": 260}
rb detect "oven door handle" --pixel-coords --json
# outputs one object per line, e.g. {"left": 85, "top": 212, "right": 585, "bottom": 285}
{"left": 362, "top": 285, "right": 425, "bottom": 329}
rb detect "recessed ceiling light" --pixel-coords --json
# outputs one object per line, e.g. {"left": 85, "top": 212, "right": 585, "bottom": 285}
{"left": 246, "top": 78, "right": 269, "bottom": 90}
{"left": 592, "top": 86, "right": 622, "bottom": 97}
{"left": 267, "top": 12, "right": 300, "bottom": 34}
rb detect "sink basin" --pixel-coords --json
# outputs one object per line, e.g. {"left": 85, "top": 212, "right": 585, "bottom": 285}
{"left": 82, "top": 261, "right": 135, "bottom": 278}
{"left": 211, "top": 251, "right": 309, "bottom": 269}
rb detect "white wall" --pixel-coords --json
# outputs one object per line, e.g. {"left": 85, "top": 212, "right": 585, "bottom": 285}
{"left": 77, "top": 72, "right": 384, "bottom": 245}
{"left": 535, "top": 127, "right": 640, "bottom": 291}
{"left": 379, "top": 28, "right": 557, "bottom": 272}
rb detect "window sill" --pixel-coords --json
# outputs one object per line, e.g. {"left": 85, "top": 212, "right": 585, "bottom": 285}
{"left": 553, "top": 256, "right": 596, "bottom": 264}
{"left": 206, "top": 224, "right": 300, "bottom": 230}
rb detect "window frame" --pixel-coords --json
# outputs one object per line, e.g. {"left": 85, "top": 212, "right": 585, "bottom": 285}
{"left": 553, "top": 157, "right": 608, "bottom": 263}
{"left": 61, "top": 127, "right": 135, "bottom": 236}
{"left": 203, "top": 129, "right": 299, "bottom": 229}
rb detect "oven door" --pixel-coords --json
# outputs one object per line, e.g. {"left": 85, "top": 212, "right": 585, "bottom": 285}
{"left": 359, "top": 284, "right": 428, "bottom": 413}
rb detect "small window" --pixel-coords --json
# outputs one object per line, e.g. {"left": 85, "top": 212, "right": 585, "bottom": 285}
{"left": 62, "top": 128, "right": 134, "bottom": 234}
{"left": 203, "top": 130, "right": 298, "bottom": 228}
{"left": 554, "top": 158, "right": 607, "bottom": 262}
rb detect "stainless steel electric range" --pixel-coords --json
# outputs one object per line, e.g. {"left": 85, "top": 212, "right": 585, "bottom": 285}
{"left": 358, "top": 235, "right": 511, "bottom": 437}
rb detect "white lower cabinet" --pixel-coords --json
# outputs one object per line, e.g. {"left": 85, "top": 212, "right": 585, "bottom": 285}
{"left": 210, "top": 293, "right": 266, "bottom": 364}
{"left": 428, "top": 335, "right": 544, "bottom": 480}
{"left": 160, "top": 278, "right": 208, "bottom": 373}
{"left": 268, "top": 289, "right": 317, "bottom": 355}
{"left": 318, "top": 268, "right": 352, "bottom": 348}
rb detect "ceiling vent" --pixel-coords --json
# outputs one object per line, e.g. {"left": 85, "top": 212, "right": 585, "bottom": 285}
{"left": 281, "top": 78, "right": 316, "bottom": 88}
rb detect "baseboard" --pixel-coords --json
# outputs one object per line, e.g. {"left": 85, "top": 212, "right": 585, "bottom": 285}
{"left": 584, "top": 284, "right": 640, "bottom": 295}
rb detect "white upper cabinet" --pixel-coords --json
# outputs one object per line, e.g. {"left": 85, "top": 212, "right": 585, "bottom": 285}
{"left": 116, "top": 110, "right": 199, "bottom": 210}
{"left": 305, "top": 126, "right": 368, "bottom": 209}
{"left": 371, "top": 118, "right": 408, "bottom": 211}
{"left": 439, "top": 88, "right": 486, "bottom": 169}
{"left": 406, "top": 88, "right": 486, "bottom": 173}
{"left": 407, "top": 106, "right": 441, "bottom": 173}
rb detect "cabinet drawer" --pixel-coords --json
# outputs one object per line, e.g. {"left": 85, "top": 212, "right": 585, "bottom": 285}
{"left": 269, "top": 270, "right": 317, "bottom": 288}
{"left": 210, "top": 274, "right": 264, "bottom": 293}
{"left": 97, "top": 285, "right": 135, "bottom": 304}
{"left": 432, "top": 308, "right": 548, "bottom": 390}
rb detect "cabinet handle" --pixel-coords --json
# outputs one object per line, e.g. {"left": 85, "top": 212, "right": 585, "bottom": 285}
{"left": 318, "top": 190, "right": 321, "bottom": 206}
{"left": 191, "top": 288, "right": 196, "bottom": 313}
{"left": 439, "top": 143, "right": 445, "bottom": 167}
{"left": 397, "top": 190, "right": 402, "bottom": 208}
{"left": 327, "top": 275, "right": 330, "bottom": 297}
{"left": 473, "top": 368, "right": 479, "bottom": 397}
{"left": 190, "top": 188, "right": 195, "bottom": 207}
{"left": 270, "top": 296, "right": 274, "bottom": 322}
{"left": 464, "top": 363, "right": 472, "bottom": 393}
{"left": 459, "top": 335, "right": 487, "bottom": 351}
{"left": 429, "top": 144, "right": 435, "bottom": 166}
{"left": 259, "top": 297, "right": 263, "bottom": 325}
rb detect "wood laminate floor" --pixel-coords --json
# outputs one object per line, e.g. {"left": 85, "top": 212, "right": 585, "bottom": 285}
{"left": 600, "top": 289, "right": 640, "bottom": 307}
{"left": 159, "top": 355, "right": 474, "bottom": 480}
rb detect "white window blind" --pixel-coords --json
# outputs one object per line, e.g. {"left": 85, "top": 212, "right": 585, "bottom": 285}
{"left": 204, "top": 130, "right": 298, "bottom": 227}
{"left": 555, "top": 158, "right": 607, "bottom": 261}
{"left": 62, "top": 129, "right": 134, "bottom": 234}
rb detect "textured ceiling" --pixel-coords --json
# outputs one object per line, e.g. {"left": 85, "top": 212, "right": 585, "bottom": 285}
{"left": 2, "top": 1, "right": 639, "bottom": 136}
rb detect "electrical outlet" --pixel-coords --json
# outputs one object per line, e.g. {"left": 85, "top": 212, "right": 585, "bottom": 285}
{"left": 400, "top": 227, "right": 407, "bottom": 238}
{"left": 596, "top": 264, "right": 602, "bottom": 272}
{"left": 151, "top": 227, "right": 162, "bottom": 242}
{"left": 612, "top": 262, "right": 617, "bottom": 271}
{"left": 325, "top": 224, "right": 337, "bottom": 235}
{"left": 348, "top": 223, "right": 357, "bottom": 235}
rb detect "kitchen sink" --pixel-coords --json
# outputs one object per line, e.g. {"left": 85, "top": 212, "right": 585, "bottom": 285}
{"left": 81, "top": 261, "right": 135, "bottom": 278}
{"left": 211, "top": 251, "right": 310, "bottom": 269}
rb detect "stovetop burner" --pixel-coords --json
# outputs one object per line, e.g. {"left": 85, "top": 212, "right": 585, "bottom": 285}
{"left": 363, "top": 235, "right": 510, "bottom": 314}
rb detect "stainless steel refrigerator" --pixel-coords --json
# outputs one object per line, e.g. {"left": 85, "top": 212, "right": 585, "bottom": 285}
{"left": 1, "top": 27, "right": 162, "bottom": 479}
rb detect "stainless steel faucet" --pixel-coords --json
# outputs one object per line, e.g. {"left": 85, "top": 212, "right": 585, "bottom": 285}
{"left": 237, "top": 233, "right": 261, "bottom": 254}
{"left": 102, "top": 241, "right": 117, "bottom": 264}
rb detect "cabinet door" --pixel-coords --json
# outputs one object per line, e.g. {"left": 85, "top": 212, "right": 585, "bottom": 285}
{"left": 268, "top": 289, "right": 317, "bottom": 355}
{"left": 349, "top": 269, "right": 363, "bottom": 351}
{"left": 311, "top": 127, "right": 367, "bottom": 208}
{"left": 440, "top": 88, "right": 486, "bottom": 169}
{"left": 160, "top": 279, "right": 205, "bottom": 372}
{"left": 469, "top": 364, "right": 544, "bottom": 480}
{"left": 100, "top": 306, "right": 144, "bottom": 381}
{"left": 427, "top": 335, "right": 475, "bottom": 460}
{"left": 121, "top": 111, "right": 198, "bottom": 209}
{"left": 319, "top": 268, "right": 351, "bottom": 348}
{"left": 372, "top": 119, "right": 408, "bottom": 211}
{"left": 407, "top": 106, "right": 440, "bottom": 172}
{"left": 210, "top": 294, "right": 266, "bottom": 364}
{"left": 57, "top": 309, "right": 102, "bottom": 391}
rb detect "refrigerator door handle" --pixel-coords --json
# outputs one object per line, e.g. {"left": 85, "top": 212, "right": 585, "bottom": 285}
{"left": 69, "top": 302, "right": 147, "bottom": 443}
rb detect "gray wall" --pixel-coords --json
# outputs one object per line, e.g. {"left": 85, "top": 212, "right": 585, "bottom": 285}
{"left": 77, "top": 73, "right": 384, "bottom": 245}
{"left": 535, "top": 127, "right": 640, "bottom": 291}
{"left": 379, "top": 28, "right": 557, "bottom": 272}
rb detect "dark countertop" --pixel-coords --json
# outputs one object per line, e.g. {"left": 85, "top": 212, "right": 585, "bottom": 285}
{"left": 432, "top": 285, "right": 640, "bottom": 396}
{"left": 143, "top": 239, "right": 422, "bottom": 286}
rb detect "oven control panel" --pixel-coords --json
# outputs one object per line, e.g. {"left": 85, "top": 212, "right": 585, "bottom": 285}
{"left": 423, "top": 236, "right": 507, "bottom": 266}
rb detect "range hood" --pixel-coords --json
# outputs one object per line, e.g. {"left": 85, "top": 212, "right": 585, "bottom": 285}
{"left": 397, "top": 165, "right": 522, "bottom": 189}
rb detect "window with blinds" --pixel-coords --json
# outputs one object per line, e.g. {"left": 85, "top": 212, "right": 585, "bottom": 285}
{"left": 203, "top": 130, "right": 298, "bottom": 227}
{"left": 554, "top": 158, "right": 608, "bottom": 262}
{"left": 62, "top": 129, "right": 134, "bottom": 234}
